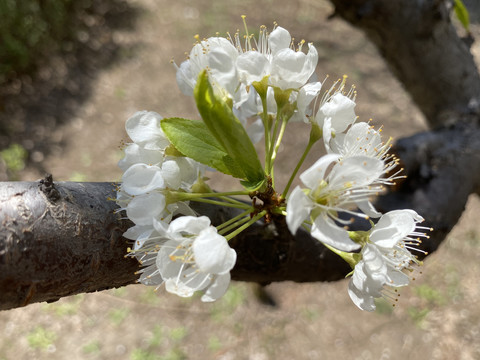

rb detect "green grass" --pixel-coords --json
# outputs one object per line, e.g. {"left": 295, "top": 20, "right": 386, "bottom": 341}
{"left": 26, "top": 326, "right": 57, "bottom": 351}
{"left": 169, "top": 327, "right": 187, "bottom": 341}
{"left": 210, "top": 283, "right": 247, "bottom": 321}
{"left": 131, "top": 349, "right": 159, "bottom": 360}
{"left": 148, "top": 325, "right": 164, "bottom": 347}
{"left": 207, "top": 335, "right": 222, "bottom": 352}
{"left": 43, "top": 294, "right": 84, "bottom": 317}
{"left": 108, "top": 308, "right": 130, "bottom": 326}
{"left": 82, "top": 340, "right": 101, "bottom": 355}
{"left": 0, "top": 143, "right": 28, "bottom": 179}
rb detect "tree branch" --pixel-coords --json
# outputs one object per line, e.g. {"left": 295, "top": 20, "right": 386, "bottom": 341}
{"left": 329, "top": 0, "right": 480, "bottom": 126}
{"left": 0, "top": 180, "right": 351, "bottom": 311}
{"left": 3, "top": 0, "right": 480, "bottom": 311}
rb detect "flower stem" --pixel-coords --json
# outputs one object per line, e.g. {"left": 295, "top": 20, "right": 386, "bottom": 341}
{"left": 225, "top": 210, "right": 267, "bottom": 241}
{"left": 261, "top": 97, "right": 272, "bottom": 171}
{"left": 216, "top": 209, "right": 253, "bottom": 231}
{"left": 171, "top": 190, "right": 251, "bottom": 202}
{"left": 189, "top": 197, "right": 251, "bottom": 210}
{"left": 281, "top": 137, "right": 316, "bottom": 199}
{"left": 218, "top": 196, "right": 249, "bottom": 206}
{"left": 218, "top": 214, "right": 253, "bottom": 236}
{"left": 269, "top": 113, "right": 288, "bottom": 174}
{"left": 322, "top": 242, "right": 358, "bottom": 269}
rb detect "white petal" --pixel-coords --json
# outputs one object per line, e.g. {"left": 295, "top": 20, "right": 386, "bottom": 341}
{"left": 318, "top": 93, "right": 356, "bottom": 133}
{"left": 138, "top": 255, "right": 163, "bottom": 286}
{"left": 356, "top": 199, "right": 382, "bottom": 218}
{"left": 174, "top": 157, "right": 201, "bottom": 188}
{"left": 161, "top": 160, "right": 181, "bottom": 190}
{"left": 236, "top": 51, "right": 270, "bottom": 84}
{"left": 362, "top": 244, "right": 387, "bottom": 275}
{"left": 246, "top": 118, "right": 264, "bottom": 144}
{"left": 342, "top": 122, "right": 383, "bottom": 157}
{"left": 322, "top": 116, "right": 333, "bottom": 152}
{"left": 122, "top": 163, "right": 165, "bottom": 195}
{"left": 386, "top": 267, "right": 410, "bottom": 287}
{"left": 208, "top": 47, "right": 238, "bottom": 95}
{"left": 126, "top": 193, "right": 166, "bottom": 226}
{"left": 193, "top": 227, "right": 236, "bottom": 274}
{"left": 201, "top": 273, "right": 231, "bottom": 302}
{"left": 152, "top": 218, "right": 170, "bottom": 235}
{"left": 286, "top": 186, "right": 314, "bottom": 234}
{"left": 270, "top": 48, "right": 314, "bottom": 89}
{"left": 370, "top": 210, "right": 418, "bottom": 248}
{"left": 299, "top": 153, "right": 340, "bottom": 189}
{"left": 295, "top": 81, "right": 322, "bottom": 122}
{"left": 268, "top": 26, "right": 291, "bottom": 54}
{"left": 157, "top": 242, "right": 184, "bottom": 276}
{"left": 165, "top": 278, "right": 196, "bottom": 298}
{"left": 175, "top": 60, "right": 194, "bottom": 96}
{"left": 348, "top": 278, "right": 376, "bottom": 312}
{"left": 125, "top": 111, "right": 170, "bottom": 150}
{"left": 118, "top": 143, "right": 164, "bottom": 172}
{"left": 311, "top": 214, "right": 361, "bottom": 251}
{"left": 123, "top": 224, "right": 153, "bottom": 241}
{"left": 328, "top": 156, "right": 384, "bottom": 188}
{"left": 168, "top": 216, "right": 211, "bottom": 238}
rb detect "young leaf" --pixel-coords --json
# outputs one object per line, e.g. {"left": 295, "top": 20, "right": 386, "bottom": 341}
{"left": 454, "top": 0, "right": 470, "bottom": 32}
{"left": 161, "top": 117, "right": 245, "bottom": 178}
{"left": 194, "top": 70, "right": 265, "bottom": 184}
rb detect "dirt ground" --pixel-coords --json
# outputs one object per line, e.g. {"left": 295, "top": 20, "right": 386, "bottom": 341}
{"left": 2, "top": 0, "right": 480, "bottom": 359}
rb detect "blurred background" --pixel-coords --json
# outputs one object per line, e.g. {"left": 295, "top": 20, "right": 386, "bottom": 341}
{"left": 1, "top": 0, "right": 480, "bottom": 359}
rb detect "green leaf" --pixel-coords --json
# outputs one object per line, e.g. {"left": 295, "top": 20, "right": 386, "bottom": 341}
{"left": 454, "top": 0, "right": 470, "bottom": 32}
{"left": 194, "top": 70, "right": 265, "bottom": 183}
{"left": 240, "top": 178, "right": 267, "bottom": 192}
{"left": 161, "top": 117, "right": 245, "bottom": 178}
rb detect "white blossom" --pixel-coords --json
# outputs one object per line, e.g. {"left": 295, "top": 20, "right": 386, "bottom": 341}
{"left": 286, "top": 153, "right": 385, "bottom": 251}
{"left": 157, "top": 216, "right": 237, "bottom": 302}
{"left": 348, "top": 210, "right": 429, "bottom": 311}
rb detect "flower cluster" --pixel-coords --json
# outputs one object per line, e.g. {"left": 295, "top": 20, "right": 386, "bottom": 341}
{"left": 117, "top": 19, "right": 430, "bottom": 310}
{"left": 117, "top": 111, "right": 239, "bottom": 301}
{"left": 347, "top": 210, "right": 430, "bottom": 311}
{"left": 174, "top": 24, "right": 319, "bottom": 142}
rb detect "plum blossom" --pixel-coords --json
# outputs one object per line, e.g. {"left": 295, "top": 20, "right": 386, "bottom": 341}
{"left": 348, "top": 210, "right": 430, "bottom": 311}
{"left": 286, "top": 153, "right": 385, "bottom": 251}
{"left": 235, "top": 26, "right": 318, "bottom": 90}
{"left": 127, "top": 216, "right": 237, "bottom": 302}
{"left": 117, "top": 111, "right": 204, "bottom": 227}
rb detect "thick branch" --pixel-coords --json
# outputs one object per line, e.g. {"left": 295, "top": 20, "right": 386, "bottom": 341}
{"left": 377, "top": 118, "right": 480, "bottom": 253}
{"left": 0, "top": 180, "right": 350, "bottom": 311}
{"left": 330, "top": 0, "right": 480, "bottom": 126}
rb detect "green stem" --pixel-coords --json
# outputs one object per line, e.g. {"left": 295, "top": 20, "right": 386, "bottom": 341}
{"left": 216, "top": 209, "right": 252, "bottom": 231}
{"left": 269, "top": 114, "right": 288, "bottom": 174}
{"left": 218, "top": 196, "right": 249, "bottom": 206}
{"left": 322, "top": 242, "right": 358, "bottom": 269}
{"left": 266, "top": 106, "right": 282, "bottom": 175}
{"left": 171, "top": 190, "right": 250, "bottom": 202}
{"left": 218, "top": 214, "right": 253, "bottom": 236}
{"left": 189, "top": 198, "right": 251, "bottom": 210}
{"left": 225, "top": 210, "right": 267, "bottom": 241}
{"left": 281, "top": 138, "right": 316, "bottom": 199}
{"left": 261, "top": 97, "right": 272, "bottom": 171}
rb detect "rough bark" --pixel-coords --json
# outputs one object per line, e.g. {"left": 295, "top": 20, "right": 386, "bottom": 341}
{"left": 327, "top": 0, "right": 480, "bottom": 248}
{"left": 2, "top": 0, "right": 480, "bottom": 311}
{"left": 330, "top": 0, "right": 480, "bottom": 127}
{"left": 0, "top": 180, "right": 351, "bottom": 311}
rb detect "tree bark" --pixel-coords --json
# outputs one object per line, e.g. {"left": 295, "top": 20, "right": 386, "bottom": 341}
{"left": 0, "top": 180, "right": 351, "bottom": 311}
{"left": 330, "top": 0, "right": 480, "bottom": 127}
{"left": 2, "top": 0, "right": 480, "bottom": 311}
{"left": 328, "top": 0, "right": 480, "bottom": 249}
